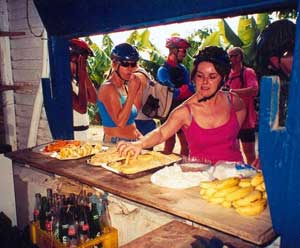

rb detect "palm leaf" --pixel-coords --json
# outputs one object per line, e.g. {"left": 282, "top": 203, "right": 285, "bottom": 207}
{"left": 256, "top": 13, "right": 270, "bottom": 32}
{"left": 238, "top": 16, "right": 257, "bottom": 47}
{"left": 218, "top": 20, "right": 230, "bottom": 47}
{"left": 222, "top": 19, "right": 243, "bottom": 47}
{"left": 200, "top": 31, "right": 221, "bottom": 48}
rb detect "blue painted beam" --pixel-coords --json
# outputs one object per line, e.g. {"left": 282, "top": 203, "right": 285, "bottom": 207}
{"left": 33, "top": 0, "right": 297, "bottom": 38}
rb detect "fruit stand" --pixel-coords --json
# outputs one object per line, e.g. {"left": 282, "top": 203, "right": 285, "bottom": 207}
{"left": 6, "top": 148, "right": 276, "bottom": 246}
{"left": 2, "top": 0, "right": 298, "bottom": 246}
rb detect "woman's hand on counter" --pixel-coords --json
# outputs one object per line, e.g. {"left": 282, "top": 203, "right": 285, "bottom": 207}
{"left": 117, "top": 141, "right": 142, "bottom": 159}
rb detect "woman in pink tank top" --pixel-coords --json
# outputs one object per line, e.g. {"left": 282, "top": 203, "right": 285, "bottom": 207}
{"left": 117, "top": 46, "right": 247, "bottom": 165}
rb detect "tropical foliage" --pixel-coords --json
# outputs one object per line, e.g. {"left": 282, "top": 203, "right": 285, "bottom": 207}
{"left": 85, "top": 11, "right": 295, "bottom": 124}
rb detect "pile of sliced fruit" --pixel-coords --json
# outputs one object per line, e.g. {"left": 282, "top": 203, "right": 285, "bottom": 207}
{"left": 200, "top": 172, "right": 267, "bottom": 216}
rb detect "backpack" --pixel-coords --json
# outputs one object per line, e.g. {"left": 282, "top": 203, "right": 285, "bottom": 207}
{"left": 135, "top": 69, "right": 174, "bottom": 119}
{"left": 226, "top": 66, "right": 260, "bottom": 118}
{"left": 226, "top": 66, "right": 246, "bottom": 88}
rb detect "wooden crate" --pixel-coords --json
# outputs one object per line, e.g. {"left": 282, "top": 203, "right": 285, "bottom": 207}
{"left": 30, "top": 222, "right": 118, "bottom": 248}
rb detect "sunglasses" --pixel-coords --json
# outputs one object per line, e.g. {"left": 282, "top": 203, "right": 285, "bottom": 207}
{"left": 120, "top": 61, "right": 137, "bottom": 68}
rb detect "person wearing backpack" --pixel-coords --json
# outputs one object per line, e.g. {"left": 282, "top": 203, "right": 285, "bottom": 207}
{"left": 134, "top": 67, "right": 157, "bottom": 136}
{"left": 225, "top": 47, "right": 259, "bottom": 164}
{"left": 157, "top": 37, "right": 195, "bottom": 156}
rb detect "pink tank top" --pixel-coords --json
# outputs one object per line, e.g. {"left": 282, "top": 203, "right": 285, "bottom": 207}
{"left": 182, "top": 100, "right": 244, "bottom": 165}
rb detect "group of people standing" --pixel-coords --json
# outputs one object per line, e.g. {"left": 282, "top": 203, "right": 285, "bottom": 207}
{"left": 69, "top": 19, "right": 296, "bottom": 168}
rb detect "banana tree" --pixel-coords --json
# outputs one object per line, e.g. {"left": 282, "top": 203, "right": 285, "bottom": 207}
{"left": 85, "top": 36, "right": 113, "bottom": 124}
{"left": 126, "top": 29, "right": 165, "bottom": 79}
{"left": 203, "top": 13, "right": 271, "bottom": 69}
{"left": 85, "top": 36, "right": 112, "bottom": 87}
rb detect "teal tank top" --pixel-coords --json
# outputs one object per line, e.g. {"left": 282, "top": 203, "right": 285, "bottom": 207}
{"left": 97, "top": 95, "right": 138, "bottom": 127}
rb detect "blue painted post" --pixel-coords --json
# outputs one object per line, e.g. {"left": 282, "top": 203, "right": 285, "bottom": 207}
{"left": 259, "top": 11, "right": 300, "bottom": 247}
{"left": 259, "top": 76, "right": 288, "bottom": 233}
{"left": 279, "top": 10, "right": 300, "bottom": 247}
{"left": 42, "top": 36, "right": 74, "bottom": 140}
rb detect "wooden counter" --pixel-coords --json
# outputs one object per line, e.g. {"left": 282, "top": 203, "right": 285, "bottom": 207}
{"left": 121, "top": 220, "right": 258, "bottom": 248}
{"left": 6, "top": 148, "right": 276, "bottom": 246}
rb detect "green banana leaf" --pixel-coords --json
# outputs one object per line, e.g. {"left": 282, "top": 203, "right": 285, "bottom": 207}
{"left": 200, "top": 31, "right": 221, "bottom": 48}
{"left": 87, "top": 43, "right": 111, "bottom": 86}
{"left": 126, "top": 30, "right": 139, "bottom": 45}
{"left": 222, "top": 19, "right": 243, "bottom": 47}
{"left": 101, "top": 35, "right": 114, "bottom": 57}
{"left": 238, "top": 16, "right": 257, "bottom": 47}
{"left": 139, "top": 29, "right": 153, "bottom": 49}
{"left": 218, "top": 20, "right": 230, "bottom": 47}
{"left": 256, "top": 13, "right": 270, "bottom": 32}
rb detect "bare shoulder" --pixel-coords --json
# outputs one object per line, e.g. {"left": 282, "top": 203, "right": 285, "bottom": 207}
{"left": 98, "top": 82, "right": 117, "bottom": 99}
{"left": 170, "top": 102, "right": 192, "bottom": 120}
{"left": 134, "top": 71, "right": 148, "bottom": 86}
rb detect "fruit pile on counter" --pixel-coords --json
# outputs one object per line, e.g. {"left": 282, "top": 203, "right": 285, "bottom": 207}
{"left": 41, "top": 140, "right": 103, "bottom": 160}
{"left": 199, "top": 172, "right": 267, "bottom": 216}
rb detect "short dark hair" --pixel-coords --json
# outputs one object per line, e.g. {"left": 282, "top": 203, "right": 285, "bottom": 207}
{"left": 256, "top": 19, "right": 296, "bottom": 68}
{"left": 191, "top": 46, "right": 231, "bottom": 81}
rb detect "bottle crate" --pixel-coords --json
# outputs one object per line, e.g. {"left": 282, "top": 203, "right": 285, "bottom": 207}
{"left": 30, "top": 221, "right": 118, "bottom": 248}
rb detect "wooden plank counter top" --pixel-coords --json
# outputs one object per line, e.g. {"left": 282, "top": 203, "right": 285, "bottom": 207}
{"left": 6, "top": 148, "right": 276, "bottom": 246}
{"left": 121, "top": 220, "right": 258, "bottom": 248}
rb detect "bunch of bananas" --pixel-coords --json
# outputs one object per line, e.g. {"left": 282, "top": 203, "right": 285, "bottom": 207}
{"left": 58, "top": 143, "right": 102, "bottom": 159}
{"left": 199, "top": 172, "right": 267, "bottom": 216}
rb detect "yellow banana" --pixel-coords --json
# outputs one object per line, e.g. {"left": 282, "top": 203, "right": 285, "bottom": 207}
{"left": 213, "top": 186, "right": 240, "bottom": 198}
{"left": 205, "top": 188, "right": 218, "bottom": 198}
{"left": 239, "top": 178, "right": 252, "bottom": 188}
{"left": 236, "top": 199, "right": 267, "bottom": 216}
{"left": 233, "top": 190, "right": 262, "bottom": 207}
{"left": 225, "top": 186, "right": 254, "bottom": 202}
{"left": 255, "top": 182, "right": 266, "bottom": 192}
{"left": 222, "top": 201, "right": 232, "bottom": 208}
{"left": 232, "top": 201, "right": 239, "bottom": 209}
{"left": 200, "top": 180, "right": 218, "bottom": 189}
{"left": 215, "top": 177, "right": 240, "bottom": 190}
{"left": 208, "top": 197, "right": 224, "bottom": 204}
{"left": 200, "top": 188, "right": 207, "bottom": 196}
{"left": 202, "top": 194, "right": 210, "bottom": 200}
{"left": 251, "top": 172, "right": 264, "bottom": 187}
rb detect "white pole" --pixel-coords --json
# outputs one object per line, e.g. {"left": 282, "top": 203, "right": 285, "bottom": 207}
{"left": 27, "top": 31, "right": 49, "bottom": 147}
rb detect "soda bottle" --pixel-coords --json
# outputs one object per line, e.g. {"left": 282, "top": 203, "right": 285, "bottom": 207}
{"left": 89, "top": 203, "right": 101, "bottom": 238}
{"left": 78, "top": 205, "right": 90, "bottom": 243}
{"left": 33, "top": 193, "right": 41, "bottom": 222}
{"left": 39, "top": 196, "right": 48, "bottom": 230}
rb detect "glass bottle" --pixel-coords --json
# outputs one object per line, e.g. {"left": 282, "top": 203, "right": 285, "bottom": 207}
{"left": 33, "top": 193, "right": 41, "bottom": 222}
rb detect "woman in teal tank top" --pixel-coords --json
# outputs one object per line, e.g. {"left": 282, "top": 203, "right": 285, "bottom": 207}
{"left": 97, "top": 43, "right": 142, "bottom": 144}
